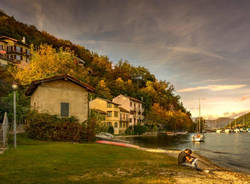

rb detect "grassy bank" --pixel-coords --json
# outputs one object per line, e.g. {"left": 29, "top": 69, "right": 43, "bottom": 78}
{"left": 0, "top": 134, "right": 249, "bottom": 184}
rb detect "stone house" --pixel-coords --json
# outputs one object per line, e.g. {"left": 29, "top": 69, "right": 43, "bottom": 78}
{"left": 112, "top": 94, "right": 144, "bottom": 126}
{"left": 89, "top": 97, "right": 123, "bottom": 134}
{"left": 25, "top": 75, "right": 94, "bottom": 123}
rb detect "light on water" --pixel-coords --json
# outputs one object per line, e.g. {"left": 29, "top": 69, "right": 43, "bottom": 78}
{"left": 121, "top": 133, "right": 250, "bottom": 173}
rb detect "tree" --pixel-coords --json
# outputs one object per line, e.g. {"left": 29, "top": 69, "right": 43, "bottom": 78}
{"left": 12, "top": 45, "right": 89, "bottom": 85}
{"left": 95, "top": 80, "right": 112, "bottom": 100}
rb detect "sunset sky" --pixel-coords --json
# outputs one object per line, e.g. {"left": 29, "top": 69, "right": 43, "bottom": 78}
{"left": 1, "top": 0, "right": 250, "bottom": 119}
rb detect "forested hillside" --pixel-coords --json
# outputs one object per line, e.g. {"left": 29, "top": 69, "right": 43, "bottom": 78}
{"left": 0, "top": 10, "right": 193, "bottom": 131}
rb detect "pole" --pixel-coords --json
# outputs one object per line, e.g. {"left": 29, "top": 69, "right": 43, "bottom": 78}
{"left": 13, "top": 90, "right": 16, "bottom": 149}
{"left": 198, "top": 98, "right": 200, "bottom": 133}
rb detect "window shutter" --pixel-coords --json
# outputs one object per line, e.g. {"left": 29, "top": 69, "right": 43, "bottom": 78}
{"left": 61, "top": 103, "right": 69, "bottom": 117}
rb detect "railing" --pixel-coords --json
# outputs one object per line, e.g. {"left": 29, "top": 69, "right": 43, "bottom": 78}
{"left": 1, "top": 112, "right": 9, "bottom": 148}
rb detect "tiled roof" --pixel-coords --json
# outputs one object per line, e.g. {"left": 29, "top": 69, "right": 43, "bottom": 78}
{"left": 25, "top": 74, "right": 95, "bottom": 96}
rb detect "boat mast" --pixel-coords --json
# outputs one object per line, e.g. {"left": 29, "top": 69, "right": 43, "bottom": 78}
{"left": 198, "top": 98, "right": 201, "bottom": 133}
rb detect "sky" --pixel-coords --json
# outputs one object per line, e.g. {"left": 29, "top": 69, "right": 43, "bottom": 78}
{"left": 1, "top": 0, "right": 250, "bottom": 119}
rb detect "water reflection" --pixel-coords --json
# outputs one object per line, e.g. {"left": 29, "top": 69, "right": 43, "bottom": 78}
{"left": 120, "top": 133, "right": 250, "bottom": 173}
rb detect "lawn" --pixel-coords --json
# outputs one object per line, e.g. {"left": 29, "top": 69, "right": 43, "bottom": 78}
{"left": 0, "top": 134, "right": 192, "bottom": 184}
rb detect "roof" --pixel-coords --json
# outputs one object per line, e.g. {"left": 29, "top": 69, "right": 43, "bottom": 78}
{"left": 91, "top": 109, "right": 107, "bottom": 115}
{"left": 25, "top": 75, "right": 95, "bottom": 96}
{"left": 0, "top": 36, "right": 30, "bottom": 48}
{"left": 95, "top": 97, "right": 120, "bottom": 105}
{"left": 117, "top": 94, "right": 143, "bottom": 103}
{"left": 119, "top": 107, "right": 130, "bottom": 113}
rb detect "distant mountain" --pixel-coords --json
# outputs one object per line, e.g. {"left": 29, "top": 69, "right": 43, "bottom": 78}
{"left": 205, "top": 117, "right": 234, "bottom": 129}
{"left": 227, "top": 112, "right": 250, "bottom": 128}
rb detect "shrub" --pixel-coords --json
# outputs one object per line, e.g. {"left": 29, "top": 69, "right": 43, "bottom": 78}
{"left": 107, "top": 126, "right": 114, "bottom": 134}
{"left": 125, "top": 125, "right": 147, "bottom": 135}
{"left": 134, "top": 125, "right": 147, "bottom": 135}
{"left": 125, "top": 126, "right": 133, "bottom": 135}
{"left": 25, "top": 111, "right": 87, "bottom": 142}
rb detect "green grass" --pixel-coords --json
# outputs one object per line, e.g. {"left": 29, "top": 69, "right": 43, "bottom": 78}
{"left": 0, "top": 134, "right": 192, "bottom": 184}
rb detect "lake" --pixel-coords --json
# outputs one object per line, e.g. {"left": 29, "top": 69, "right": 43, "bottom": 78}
{"left": 119, "top": 133, "right": 250, "bottom": 173}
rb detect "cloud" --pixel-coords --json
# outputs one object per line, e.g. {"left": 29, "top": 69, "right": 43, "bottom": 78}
{"left": 240, "top": 95, "right": 250, "bottom": 101}
{"left": 167, "top": 46, "right": 225, "bottom": 60}
{"left": 178, "top": 84, "right": 246, "bottom": 92}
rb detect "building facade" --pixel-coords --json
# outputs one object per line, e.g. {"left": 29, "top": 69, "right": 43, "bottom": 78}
{"left": 25, "top": 75, "right": 94, "bottom": 123}
{"left": 119, "top": 107, "right": 130, "bottom": 133}
{"left": 90, "top": 97, "right": 127, "bottom": 135}
{"left": 0, "top": 36, "right": 30, "bottom": 65}
{"left": 112, "top": 94, "right": 144, "bottom": 126}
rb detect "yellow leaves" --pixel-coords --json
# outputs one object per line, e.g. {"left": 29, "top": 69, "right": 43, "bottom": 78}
{"left": 12, "top": 44, "right": 87, "bottom": 85}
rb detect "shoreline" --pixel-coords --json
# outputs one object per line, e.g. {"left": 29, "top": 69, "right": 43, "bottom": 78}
{"left": 98, "top": 139, "right": 250, "bottom": 183}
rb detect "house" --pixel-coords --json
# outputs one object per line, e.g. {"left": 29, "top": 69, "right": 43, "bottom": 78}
{"left": 0, "top": 36, "right": 30, "bottom": 65}
{"left": 25, "top": 75, "right": 95, "bottom": 123}
{"left": 119, "top": 107, "right": 130, "bottom": 133}
{"left": 89, "top": 97, "right": 123, "bottom": 134}
{"left": 112, "top": 94, "right": 144, "bottom": 126}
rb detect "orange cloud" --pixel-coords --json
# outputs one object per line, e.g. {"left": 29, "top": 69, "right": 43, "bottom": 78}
{"left": 178, "top": 84, "right": 246, "bottom": 92}
{"left": 240, "top": 95, "right": 250, "bottom": 101}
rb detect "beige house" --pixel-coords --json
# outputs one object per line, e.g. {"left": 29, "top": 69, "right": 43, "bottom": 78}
{"left": 89, "top": 97, "right": 124, "bottom": 134}
{"left": 25, "top": 75, "right": 95, "bottom": 123}
{"left": 112, "top": 94, "right": 144, "bottom": 126}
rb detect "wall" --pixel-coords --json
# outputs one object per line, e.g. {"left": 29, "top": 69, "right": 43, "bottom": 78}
{"left": 30, "top": 80, "right": 89, "bottom": 123}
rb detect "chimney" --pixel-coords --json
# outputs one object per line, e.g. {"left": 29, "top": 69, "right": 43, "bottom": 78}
{"left": 22, "top": 36, "right": 26, "bottom": 44}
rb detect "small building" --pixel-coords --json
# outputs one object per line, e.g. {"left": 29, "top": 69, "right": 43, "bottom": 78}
{"left": 113, "top": 94, "right": 144, "bottom": 126}
{"left": 89, "top": 97, "right": 122, "bottom": 135}
{"left": 25, "top": 75, "right": 94, "bottom": 123}
{"left": 0, "top": 36, "right": 30, "bottom": 65}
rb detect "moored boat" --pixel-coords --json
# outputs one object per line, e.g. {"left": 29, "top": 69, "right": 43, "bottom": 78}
{"left": 234, "top": 128, "right": 240, "bottom": 133}
{"left": 216, "top": 129, "right": 222, "bottom": 133}
{"left": 192, "top": 133, "right": 205, "bottom": 142}
{"left": 225, "top": 129, "right": 232, "bottom": 134}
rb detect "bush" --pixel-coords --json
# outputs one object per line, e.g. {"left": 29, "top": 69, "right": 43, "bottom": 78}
{"left": 107, "top": 126, "right": 114, "bottom": 134}
{"left": 134, "top": 125, "right": 147, "bottom": 135}
{"left": 125, "top": 125, "right": 147, "bottom": 135}
{"left": 25, "top": 111, "right": 87, "bottom": 142}
{"left": 125, "top": 126, "right": 133, "bottom": 135}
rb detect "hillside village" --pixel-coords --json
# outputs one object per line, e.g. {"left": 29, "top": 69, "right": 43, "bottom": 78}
{"left": 0, "top": 29, "right": 194, "bottom": 137}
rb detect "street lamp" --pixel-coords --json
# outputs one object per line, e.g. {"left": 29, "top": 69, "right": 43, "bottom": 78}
{"left": 12, "top": 82, "right": 18, "bottom": 149}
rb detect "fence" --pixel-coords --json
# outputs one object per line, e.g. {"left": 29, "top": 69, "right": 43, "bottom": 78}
{"left": 1, "top": 112, "right": 9, "bottom": 147}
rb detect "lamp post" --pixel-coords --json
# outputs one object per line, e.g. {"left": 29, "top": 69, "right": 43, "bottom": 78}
{"left": 12, "top": 82, "right": 18, "bottom": 149}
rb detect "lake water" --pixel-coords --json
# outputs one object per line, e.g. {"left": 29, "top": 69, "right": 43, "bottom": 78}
{"left": 119, "top": 133, "right": 250, "bottom": 173}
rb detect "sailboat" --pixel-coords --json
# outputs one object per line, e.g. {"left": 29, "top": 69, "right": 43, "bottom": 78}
{"left": 192, "top": 99, "right": 205, "bottom": 142}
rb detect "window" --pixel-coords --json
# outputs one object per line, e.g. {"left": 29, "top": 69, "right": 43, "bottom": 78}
{"left": 107, "top": 103, "right": 112, "bottom": 108}
{"left": 26, "top": 49, "right": 30, "bottom": 55}
{"left": 114, "top": 104, "right": 118, "bottom": 108}
{"left": 7, "top": 46, "right": 12, "bottom": 52}
{"left": 16, "top": 55, "right": 21, "bottom": 61}
{"left": 114, "top": 111, "right": 118, "bottom": 117}
{"left": 107, "top": 111, "right": 112, "bottom": 117}
{"left": 123, "top": 122, "right": 126, "bottom": 128}
{"left": 130, "top": 102, "right": 132, "bottom": 107}
{"left": 114, "top": 122, "right": 118, "bottom": 128}
{"left": 16, "top": 46, "right": 21, "bottom": 53}
{"left": 107, "top": 122, "right": 112, "bottom": 126}
{"left": 120, "top": 122, "right": 122, "bottom": 128}
{"left": 0, "top": 45, "right": 3, "bottom": 50}
{"left": 126, "top": 114, "right": 129, "bottom": 121}
{"left": 61, "top": 102, "right": 69, "bottom": 117}
{"left": 130, "top": 118, "right": 132, "bottom": 123}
